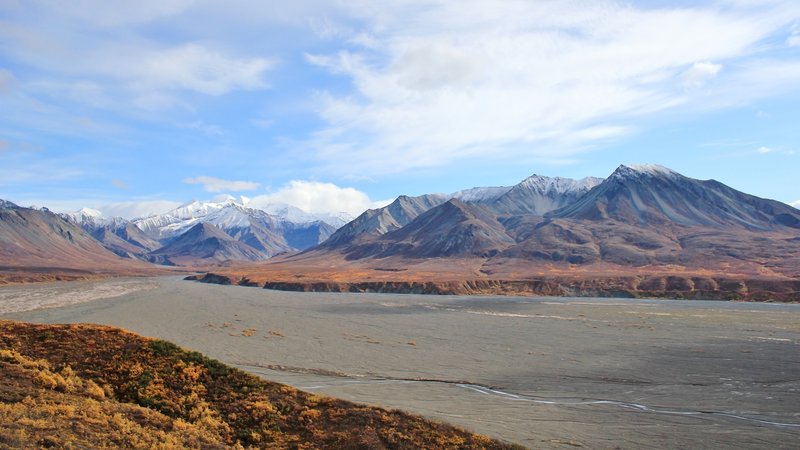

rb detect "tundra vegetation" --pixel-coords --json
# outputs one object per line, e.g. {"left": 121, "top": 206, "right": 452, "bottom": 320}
{"left": 0, "top": 321, "right": 519, "bottom": 449}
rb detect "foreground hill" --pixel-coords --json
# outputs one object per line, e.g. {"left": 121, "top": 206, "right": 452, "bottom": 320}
{"left": 191, "top": 165, "right": 800, "bottom": 301}
{"left": 0, "top": 202, "right": 168, "bottom": 284}
{"left": 0, "top": 321, "right": 516, "bottom": 449}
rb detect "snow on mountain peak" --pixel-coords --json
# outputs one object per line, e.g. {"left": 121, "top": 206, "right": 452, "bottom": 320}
{"left": 518, "top": 174, "right": 602, "bottom": 194}
{"left": 132, "top": 197, "right": 352, "bottom": 240}
{"left": 451, "top": 186, "right": 512, "bottom": 202}
{"left": 615, "top": 164, "right": 677, "bottom": 178}
{"left": 77, "top": 207, "right": 104, "bottom": 218}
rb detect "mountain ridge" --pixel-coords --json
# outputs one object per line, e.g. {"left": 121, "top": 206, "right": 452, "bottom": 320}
{"left": 188, "top": 164, "right": 800, "bottom": 301}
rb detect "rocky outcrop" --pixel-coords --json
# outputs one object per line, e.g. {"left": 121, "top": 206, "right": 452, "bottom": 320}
{"left": 190, "top": 273, "right": 800, "bottom": 302}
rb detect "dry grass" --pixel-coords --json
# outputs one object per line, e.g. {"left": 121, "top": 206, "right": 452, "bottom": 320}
{"left": 189, "top": 251, "right": 800, "bottom": 301}
{"left": 0, "top": 320, "right": 521, "bottom": 450}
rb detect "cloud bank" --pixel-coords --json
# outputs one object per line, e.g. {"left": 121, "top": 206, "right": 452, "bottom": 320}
{"left": 249, "top": 180, "right": 389, "bottom": 217}
{"left": 183, "top": 176, "right": 261, "bottom": 193}
{"left": 303, "top": 0, "right": 800, "bottom": 175}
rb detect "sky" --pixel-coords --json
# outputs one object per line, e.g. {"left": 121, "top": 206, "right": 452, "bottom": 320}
{"left": 1, "top": 0, "right": 799, "bottom": 219}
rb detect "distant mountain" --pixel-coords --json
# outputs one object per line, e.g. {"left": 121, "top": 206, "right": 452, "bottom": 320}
{"left": 321, "top": 194, "right": 448, "bottom": 248}
{"left": 133, "top": 199, "right": 335, "bottom": 256}
{"left": 134, "top": 197, "right": 348, "bottom": 240}
{"left": 452, "top": 185, "right": 512, "bottom": 203}
{"left": 282, "top": 220, "right": 337, "bottom": 250}
{"left": 489, "top": 175, "right": 603, "bottom": 216}
{"left": 318, "top": 173, "right": 606, "bottom": 252}
{"left": 273, "top": 165, "right": 800, "bottom": 285}
{"left": 61, "top": 209, "right": 159, "bottom": 259}
{"left": 552, "top": 164, "right": 800, "bottom": 230}
{"left": 148, "top": 222, "right": 267, "bottom": 265}
{"left": 56, "top": 198, "right": 340, "bottom": 265}
{"left": 0, "top": 201, "right": 155, "bottom": 276}
{"left": 346, "top": 199, "right": 514, "bottom": 259}
{"left": 256, "top": 202, "right": 354, "bottom": 229}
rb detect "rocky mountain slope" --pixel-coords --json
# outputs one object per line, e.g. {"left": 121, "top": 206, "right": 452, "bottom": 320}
{"left": 552, "top": 164, "right": 800, "bottom": 229}
{"left": 0, "top": 202, "right": 165, "bottom": 283}
{"left": 321, "top": 194, "right": 448, "bottom": 248}
{"left": 63, "top": 210, "right": 161, "bottom": 260}
{"left": 345, "top": 199, "right": 515, "bottom": 259}
{"left": 148, "top": 222, "right": 268, "bottom": 266}
{"left": 490, "top": 175, "right": 602, "bottom": 216}
{"left": 193, "top": 165, "right": 800, "bottom": 300}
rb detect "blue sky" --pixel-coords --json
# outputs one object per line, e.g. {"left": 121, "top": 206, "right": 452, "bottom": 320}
{"left": 1, "top": 0, "right": 799, "bottom": 218}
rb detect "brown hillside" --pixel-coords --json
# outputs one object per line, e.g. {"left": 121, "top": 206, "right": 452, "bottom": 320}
{"left": 0, "top": 321, "right": 520, "bottom": 449}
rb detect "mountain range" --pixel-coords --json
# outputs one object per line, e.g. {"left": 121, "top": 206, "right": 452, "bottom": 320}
{"left": 3, "top": 164, "right": 800, "bottom": 298}
{"left": 189, "top": 164, "right": 800, "bottom": 300}
{"left": 315, "top": 164, "right": 799, "bottom": 263}
{"left": 58, "top": 197, "right": 341, "bottom": 266}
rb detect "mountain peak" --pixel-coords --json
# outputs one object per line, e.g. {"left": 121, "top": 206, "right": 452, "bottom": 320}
{"left": 612, "top": 164, "right": 678, "bottom": 180}
{"left": 0, "top": 199, "right": 19, "bottom": 209}
{"left": 490, "top": 174, "right": 602, "bottom": 216}
{"left": 76, "top": 207, "right": 104, "bottom": 217}
{"left": 518, "top": 174, "right": 603, "bottom": 193}
{"left": 451, "top": 185, "right": 512, "bottom": 203}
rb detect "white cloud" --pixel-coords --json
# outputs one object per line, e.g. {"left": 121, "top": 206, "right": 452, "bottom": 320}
{"left": 96, "top": 200, "right": 182, "bottom": 219}
{"left": 128, "top": 44, "right": 273, "bottom": 96}
{"left": 790, "top": 200, "right": 800, "bottom": 208}
{"left": 757, "top": 146, "right": 773, "bottom": 154}
{"left": 682, "top": 61, "right": 723, "bottom": 88}
{"left": 17, "top": 199, "right": 182, "bottom": 219}
{"left": 249, "top": 180, "right": 387, "bottom": 217}
{"left": 183, "top": 176, "right": 261, "bottom": 192}
{"left": 0, "top": 17, "right": 275, "bottom": 114}
{"left": 302, "top": 1, "right": 800, "bottom": 175}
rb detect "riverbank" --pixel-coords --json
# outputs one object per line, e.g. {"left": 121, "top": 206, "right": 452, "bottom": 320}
{"left": 5, "top": 277, "right": 799, "bottom": 448}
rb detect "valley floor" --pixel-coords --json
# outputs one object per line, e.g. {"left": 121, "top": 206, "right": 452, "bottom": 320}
{"left": 3, "top": 277, "right": 800, "bottom": 448}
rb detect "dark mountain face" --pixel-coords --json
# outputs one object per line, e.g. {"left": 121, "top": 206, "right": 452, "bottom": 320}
{"left": 551, "top": 165, "right": 800, "bottom": 230}
{"left": 321, "top": 194, "right": 448, "bottom": 248}
{"left": 489, "top": 175, "right": 603, "bottom": 216}
{"left": 111, "top": 223, "right": 161, "bottom": 252}
{"left": 90, "top": 223, "right": 161, "bottom": 259}
{"left": 294, "top": 165, "right": 800, "bottom": 279}
{"left": 344, "top": 199, "right": 515, "bottom": 259}
{"left": 282, "top": 221, "right": 336, "bottom": 250}
{"left": 148, "top": 223, "right": 267, "bottom": 265}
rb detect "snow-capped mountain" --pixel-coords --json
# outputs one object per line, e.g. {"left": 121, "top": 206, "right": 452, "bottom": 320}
{"left": 451, "top": 186, "right": 512, "bottom": 203}
{"left": 256, "top": 202, "right": 353, "bottom": 229}
{"left": 134, "top": 198, "right": 257, "bottom": 240}
{"left": 552, "top": 164, "right": 800, "bottom": 229}
{"left": 60, "top": 208, "right": 159, "bottom": 259}
{"left": 62, "top": 208, "right": 128, "bottom": 231}
{"left": 129, "top": 197, "right": 337, "bottom": 258}
{"left": 489, "top": 174, "right": 603, "bottom": 216}
{"left": 56, "top": 196, "right": 345, "bottom": 263}
{"left": 134, "top": 196, "right": 349, "bottom": 240}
